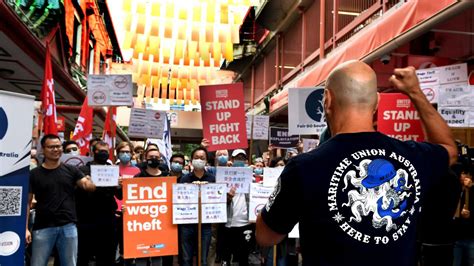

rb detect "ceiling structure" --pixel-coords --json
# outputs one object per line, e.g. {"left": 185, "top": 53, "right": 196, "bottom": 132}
{"left": 108, "top": 0, "right": 259, "bottom": 106}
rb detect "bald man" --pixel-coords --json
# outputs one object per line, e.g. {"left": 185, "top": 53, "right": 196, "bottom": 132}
{"left": 256, "top": 61, "right": 457, "bottom": 266}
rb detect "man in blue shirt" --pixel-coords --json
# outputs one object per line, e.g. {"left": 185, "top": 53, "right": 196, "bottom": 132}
{"left": 256, "top": 61, "right": 457, "bottom": 266}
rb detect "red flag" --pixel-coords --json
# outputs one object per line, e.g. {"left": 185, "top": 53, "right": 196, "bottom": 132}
{"left": 102, "top": 107, "right": 117, "bottom": 161}
{"left": 41, "top": 43, "right": 58, "bottom": 135}
{"left": 72, "top": 97, "right": 94, "bottom": 155}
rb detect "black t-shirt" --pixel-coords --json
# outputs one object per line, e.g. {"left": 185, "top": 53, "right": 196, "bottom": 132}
{"left": 29, "top": 163, "right": 85, "bottom": 230}
{"left": 135, "top": 168, "right": 169, "bottom": 178}
{"left": 261, "top": 132, "right": 450, "bottom": 266}
{"left": 179, "top": 170, "right": 215, "bottom": 184}
{"left": 76, "top": 163, "right": 119, "bottom": 225}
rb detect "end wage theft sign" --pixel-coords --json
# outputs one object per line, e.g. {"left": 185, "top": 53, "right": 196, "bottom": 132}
{"left": 288, "top": 87, "right": 326, "bottom": 135}
{"left": 200, "top": 83, "right": 247, "bottom": 151}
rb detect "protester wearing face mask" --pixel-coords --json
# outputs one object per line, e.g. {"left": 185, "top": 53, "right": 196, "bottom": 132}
{"left": 221, "top": 149, "right": 255, "bottom": 266}
{"left": 76, "top": 141, "right": 120, "bottom": 266}
{"left": 169, "top": 154, "right": 186, "bottom": 183}
{"left": 253, "top": 158, "right": 265, "bottom": 183}
{"left": 63, "top": 140, "right": 80, "bottom": 155}
{"left": 179, "top": 147, "right": 215, "bottom": 266}
{"left": 114, "top": 141, "right": 141, "bottom": 264}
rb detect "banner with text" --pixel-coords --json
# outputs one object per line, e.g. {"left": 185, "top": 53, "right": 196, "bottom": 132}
{"left": 200, "top": 83, "right": 247, "bottom": 151}
{"left": 0, "top": 91, "right": 34, "bottom": 266}
{"left": 123, "top": 177, "right": 178, "bottom": 259}
{"left": 377, "top": 93, "right": 424, "bottom": 141}
{"left": 87, "top": 74, "right": 133, "bottom": 106}
{"left": 269, "top": 127, "right": 300, "bottom": 148}
{"left": 288, "top": 87, "right": 326, "bottom": 135}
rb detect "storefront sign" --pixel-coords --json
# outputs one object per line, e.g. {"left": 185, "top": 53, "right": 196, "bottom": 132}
{"left": 377, "top": 93, "right": 424, "bottom": 141}
{"left": 87, "top": 74, "right": 133, "bottom": 106}
{"left": 123, "top": 177, "right": 177, "bottom": 259}
{"left": 200, "top": 83, "right": 247, "bottom": 151}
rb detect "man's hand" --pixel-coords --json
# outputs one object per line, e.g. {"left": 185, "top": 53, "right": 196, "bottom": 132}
{"left": 26, "top": 229, "right": 31, "bottom": 244}
{"left": 463, "top": 178, "right": 472, "bottom": 188}
{"left": 77, "top": 175, "right": 96, "bottom": 192}
{"left": 201, "top": 139, "right": 210, "bottom": 148}
{"left": 461, "top": 208, "right": 470, "bottom": 219}
{"left": 227, "top": 186, "right": 236, "bottom": 202}
{"left": 389, "top": 66, "right": 422, "bottom": 97}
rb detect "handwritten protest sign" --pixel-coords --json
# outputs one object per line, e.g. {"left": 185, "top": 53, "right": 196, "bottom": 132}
{"left": 90, "top": 165, "right": 119, "bottom": 187}
{"left": 246, "top": 115, "right": 270, "bottom": 140}
{"left": 216, "top": 167, "right": 252, "bottom": 194}
{"left": 249, "top": 183, "right": 274, "bottom": 222}
{"left": 263, "top": 167, "right": 283, "bottom": 188}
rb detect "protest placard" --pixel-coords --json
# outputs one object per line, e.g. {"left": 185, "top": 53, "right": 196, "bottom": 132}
{"left": 377, "top": 93, "right": 424, "bottom": 141}
{"left": 60, "top": 154, "right": 93, "bottom": 167}
{"left": 201, "top": 183, "right": 227, "bottom": 223}
{"left": 202, "top": 203, "right": 227, "bottom": 223}
{"left": 269, "top": 127, "right": 299, "bottom": 148}
{"left": 123, "top": 177, "right": 177, "bottom": 259}
{"left": 215, "top": 167, "right": 252, "bottom": 193}
{"left": 302, "top": 138, "right": 319, "bottom": 152}
{"left": 172, "top": 204, "right": 199, "bottom": 224}
{"left": 128, "top": 108, "right": 166, "bottom": 138}
{"left": 199, "top": 83, "right": 247, "bottom": 151}
{"left": 438, "top": 83, "right": 472, "bottom": 107}
{"left": 246, "top": 115, "right": 270, "bottom": 140}
{"left": 87, "top": 74, "right": 133, "bottom": 106}
{"left": 263, "top": 167, "right": 283, "bottom": 188}
{"left": 201, "top": 183, "right": 227, "bottom": 203}
{"left": 172, "top": 184, "right": 199, "bottom": 224}
{"left": 438, "top": 107, "right": 469, "bottom": 127}
{"left": 90, "top": 165, "right": 119, "bottom": 187}
{"left": 249, "top": 183, "right": 274, "bottom": 222}
{"left": 288, "top": 87, "right": 326, "bottom": 135}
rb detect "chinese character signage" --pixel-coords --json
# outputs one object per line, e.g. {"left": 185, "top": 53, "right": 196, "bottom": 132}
{"left": 215, "top": 167, "right": 253, "bottom": 194}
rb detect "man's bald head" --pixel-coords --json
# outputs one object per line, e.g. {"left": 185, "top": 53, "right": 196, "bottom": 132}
{"left": 325, "top": 60, "right": 378, "bottom": 111}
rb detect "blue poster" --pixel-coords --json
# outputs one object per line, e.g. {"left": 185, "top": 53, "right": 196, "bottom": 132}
{"left": 0, "top": 91, "right": 34, "bottom": 265}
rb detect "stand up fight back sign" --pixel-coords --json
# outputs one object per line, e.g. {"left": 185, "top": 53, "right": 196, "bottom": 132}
{"left": 200, "top": 83, "right": 247, "bottom": 151}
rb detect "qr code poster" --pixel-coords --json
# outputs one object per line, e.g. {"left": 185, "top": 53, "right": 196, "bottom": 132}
{"left": 0, "top": 186, "right": 22, "bottom": 217}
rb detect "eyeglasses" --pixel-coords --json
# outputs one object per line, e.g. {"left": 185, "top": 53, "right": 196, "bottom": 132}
{"left": 45, "top": 145, "right": 62, "bottom": 150}
{"left": 65, "top": 147, "right": 78, "bottom": 153}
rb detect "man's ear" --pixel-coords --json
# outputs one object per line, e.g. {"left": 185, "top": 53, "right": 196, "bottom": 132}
{"left": 324, "top": 89, "right": 332, "bottom": 115}
{"left": 373, "top": 92, "right": 380, "bottom": 114}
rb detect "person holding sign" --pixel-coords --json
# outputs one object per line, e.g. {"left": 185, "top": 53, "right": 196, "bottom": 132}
{"left": 130, "top": 147, "right": 172, "bottom": 266}
{"left": 222, "top": 149, "right": 255, "bottom": 266}
{"left": 27, "top": 134, "right": 96, "bottom": 266}
{"left": 179, "top": 147, "right": 215, "bottom": 266}
{"left": 256, "top": 61, "right": 458, "bottom": 266}
{"left": 76, "top": 140, "right": 120, "bottom": 266}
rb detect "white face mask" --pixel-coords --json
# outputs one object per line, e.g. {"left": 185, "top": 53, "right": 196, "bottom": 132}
{"left": 69, "top": 150, "right": 80, "bottom": 156}
{"left": 192, "top": 159, "right": 206, "bottom": 170}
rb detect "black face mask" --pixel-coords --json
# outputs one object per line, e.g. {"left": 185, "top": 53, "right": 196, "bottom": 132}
{"left": 94, "top": 150, "right": 109, "bottom": 164}
{"left": 147, "top": 158, "right": 161, "bottom": 168}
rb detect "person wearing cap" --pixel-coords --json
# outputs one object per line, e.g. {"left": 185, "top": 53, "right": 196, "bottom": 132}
{"left": 221, "top": 149, "right": 255, "bottom": 266}
{"left": 256, "top": 61, "right": 458, "bottom": 266}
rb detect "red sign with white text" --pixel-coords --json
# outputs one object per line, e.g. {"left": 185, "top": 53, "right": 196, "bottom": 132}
{"left": 377, "top": 93, "right": 424, "bottom": 142}
{"left": 199, "top": 83, "right": 247, "bottom": 151}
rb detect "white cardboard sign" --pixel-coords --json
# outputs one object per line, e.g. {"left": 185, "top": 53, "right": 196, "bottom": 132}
{"left": 216, "top": 167, "right": 253, "bottom": 194}
{"left": 90, "top": 165, "right": 119, "bottom": 187}
{"left": 87, "top": 75, "right": 133, "bottom": 106}
{"left": 128, "top": 108, "right": 166, "bottom": 139}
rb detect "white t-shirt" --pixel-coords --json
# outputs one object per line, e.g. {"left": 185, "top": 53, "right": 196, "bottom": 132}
{"left": 226, "top": 193, "right": 249, "bottom": 228}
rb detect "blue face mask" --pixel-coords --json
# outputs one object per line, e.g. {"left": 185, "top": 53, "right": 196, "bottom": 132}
{"left": 233, "top": 160, "right": 245, "bottom": 167}
{"left": 182, "top": 170, "right": 190, "bottom": 176}
{"left": 254, "top": 168, "right": 263, "bottom": 175}
{"left": 171, "top": 162, "right": 183, "bottom": 172}
{"left": 130, "top": 160, "right": 137, "bottom": 166}
{"left": 217, "top": 155, "right": 228, "bottom": 166}
{"left": 119, "top": 152, "right": 132, "bottom": 164}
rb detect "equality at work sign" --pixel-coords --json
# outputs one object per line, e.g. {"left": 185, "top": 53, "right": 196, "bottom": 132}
{"left": 377, "top": 93, "right": 424, "bottom": 142}
{"left": 122, "top": 177, "right": 178, "bottom": 259}
{"left": 200, "top": 83, "right": 247, "bottom": 151}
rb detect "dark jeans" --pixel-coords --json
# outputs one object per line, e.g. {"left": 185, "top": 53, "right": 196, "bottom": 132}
{"left": 221, "top": 224, "right": 256, "bottom": 266}
{"left": 419, "top": 243, "right": 453, "bottom": 266}
{"left": 179, "top": 224, "right": 212, "bottom": 266}
{"left": 77, "top": 221, "right": 117, "bottom": 266}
